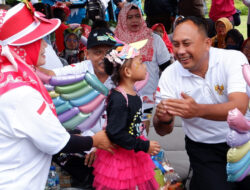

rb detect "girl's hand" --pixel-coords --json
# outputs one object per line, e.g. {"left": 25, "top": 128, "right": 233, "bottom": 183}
{"left": 148, "top": 141, "right": 160, "bottom": 156}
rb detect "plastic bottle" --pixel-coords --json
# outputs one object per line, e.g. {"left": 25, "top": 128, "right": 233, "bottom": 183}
{"left": 162, "top": 157, "right": 184, "bottom": 190}
{"left": 45, "top": 166, "right": 60, "bottom": 190}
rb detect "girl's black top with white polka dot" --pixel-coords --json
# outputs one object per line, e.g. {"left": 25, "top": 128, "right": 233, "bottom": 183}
{"left": 106, "top": 89, "right": 149, "bottom": 152}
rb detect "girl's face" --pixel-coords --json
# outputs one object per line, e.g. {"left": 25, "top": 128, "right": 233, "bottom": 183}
{"left": 129, "top": 55, "right": 146, "bottom": 81}
{"left": 242, "top": 40, "right": 250, "bottom": 63}
{"left": 126, "top": 8, "right": 142, "bottom": 32}
{"left": 66, "top": 34, "right": 78, "bottom": 50}
{"left": 37, "top": 40, "right": 47, "bottom": 66}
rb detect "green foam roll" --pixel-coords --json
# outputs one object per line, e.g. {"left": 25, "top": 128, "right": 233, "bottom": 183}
{"left": 62, "top": 112, "right": 90, "bottom": 130}
{"left": 55, "top": 80, "right": 88, "bottom": 94}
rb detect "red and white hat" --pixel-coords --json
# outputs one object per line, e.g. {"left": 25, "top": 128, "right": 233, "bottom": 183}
{"left": 0, "top": 2, "right": 61, "bottom": 46}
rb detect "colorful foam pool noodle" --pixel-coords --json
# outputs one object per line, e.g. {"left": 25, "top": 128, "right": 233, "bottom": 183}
{"left": 52, "top": 97, "right": 66, "bottom": 107}
{"left": 50, "top": 73, "right": 85, "bottom": 86}
{"left": 61, "top": 85, "right": 93, "bottom": 100}
{"left": 226, "top": 129, "right": 250, "bottom": 147}
{"left": 56, "top": 101, "right": 73, "bottom": 115}
{"left": 227, "top": 163, "right": 250, "bottom": 182}
{"left": 227, "top": 108, "right": 250, "bottom": 133}
{"left": 62, "top": 112, "right": 90, "bottom": 130}
{"left": 236, "top": 166, "right": 250, "bottom": 182}
{"left": 242, "top": 64, "right": 250, "bottom": 86}
{"left": 227, "top": 141, "right": 250, "bottom": 163}
{"left": 58, "top": 107, "right": 80, "bottom": 123}
{"left": 79, "top": 94, "right": 106, "bottom": 113}
{"left": 44, "top": 84, "right": 54, "bottom": 91}
{"left": 77, "top": 102, "right": 105, "bottom": 132}
{"left": 49, "top": 91, "right": 60, "bottom": 98}
{"left": 85, "top": 72, "right": 109, "bottom": 96}
{"left": 70, "top": 90, "right": 99, "bottom": 107}
{"left": 55, "top": 80, "right": 88, "bottom": 94}
{"left": 227, "top": 152, "right": 250, "bottom": 174}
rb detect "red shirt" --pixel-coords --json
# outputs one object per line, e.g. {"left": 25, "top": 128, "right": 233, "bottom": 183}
{"left": 209, "top": 0, "right": 236, "bottom": 22}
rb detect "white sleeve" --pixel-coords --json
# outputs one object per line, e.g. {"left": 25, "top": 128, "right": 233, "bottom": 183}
{"left": 225, "top": 51, "right": 248, "bottom": 94}
{"left": 155, "top": 67, "right": 178, "bottom": 104}
{"left": 153, "top": 34, "right": 171, "bottom": 65}
{"left": 10, "top": 87, "right": 70, "bottom": 155}
{"left": 53, "top": 60, "right": 94, "bottom": 76}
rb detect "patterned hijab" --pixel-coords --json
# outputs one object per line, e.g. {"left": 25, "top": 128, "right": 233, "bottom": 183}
{"left": 114, "top": 3, "right": 153, "bottom": 62}
{"left": 0, "top": 9, "right": 56, "bottom": 115}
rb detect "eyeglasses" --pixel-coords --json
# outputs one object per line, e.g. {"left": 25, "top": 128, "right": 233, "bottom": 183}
{"left": 67, "top": 39, "right": 78, "bottom": 43}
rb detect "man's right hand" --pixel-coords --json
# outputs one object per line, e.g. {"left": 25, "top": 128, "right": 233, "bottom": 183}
{"left": 92, "top": 130, "right": 115, "bottom": 154}
{"left": 153, "top": 100, "right": 175, "bottom": 136}
{"left": 156, "top": 99, "right": 173, "bottom": 122}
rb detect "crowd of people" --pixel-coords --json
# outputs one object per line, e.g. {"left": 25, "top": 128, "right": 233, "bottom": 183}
{"left": 0, "top": 0, "right": 250, "bottom": 190}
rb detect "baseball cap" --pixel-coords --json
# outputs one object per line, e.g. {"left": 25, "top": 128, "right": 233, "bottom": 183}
{"left": 87, "top": 28, "right": 116, "bottom": 49}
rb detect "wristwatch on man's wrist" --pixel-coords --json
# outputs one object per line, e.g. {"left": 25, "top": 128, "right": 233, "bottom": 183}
{"left": 160, "top": 118, "right": 173, "bottom": 125}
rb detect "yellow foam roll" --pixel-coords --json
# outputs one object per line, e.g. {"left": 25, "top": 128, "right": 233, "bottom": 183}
{"left": 227, "top": 141, "right": 250, "bottom": 163}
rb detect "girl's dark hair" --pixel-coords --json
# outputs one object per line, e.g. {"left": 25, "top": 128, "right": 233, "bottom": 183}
{"left": 104, "top": 57, "right": 122, "bottom": 86}
{"left": 104, "top": 49, "right": 132, "bottom": 86}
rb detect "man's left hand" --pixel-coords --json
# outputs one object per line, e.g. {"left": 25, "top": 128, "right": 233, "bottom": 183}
{"left": 165, "top": 92, "right": 200, "bottom": 119}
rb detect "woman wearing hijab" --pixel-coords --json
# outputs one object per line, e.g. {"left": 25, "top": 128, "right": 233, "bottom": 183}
{"left": 60, "top": 25, "right": 83, "bottom": 65}
{"left": 0, "top": 3, "right": 113, "bottom": 189}
{"left": 211, "top": 17, "right": 233, "bottom": 49}
{"left": 114, "top": 3, "right": 171, "bottom": 111}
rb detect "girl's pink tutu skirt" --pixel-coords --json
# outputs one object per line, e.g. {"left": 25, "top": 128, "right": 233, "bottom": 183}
{"left": 93, "top": 143, "right": 159, "bottom": 190}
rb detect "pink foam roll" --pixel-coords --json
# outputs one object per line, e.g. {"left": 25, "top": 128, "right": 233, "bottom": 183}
{"left": 227, "top": 108, "right": 250, "bottom": 133}
{"left": 76, "top": 102, "right": 105, "bottom": 132}
{"left": 79, "top": 93, "right": 106, "bottom": 113}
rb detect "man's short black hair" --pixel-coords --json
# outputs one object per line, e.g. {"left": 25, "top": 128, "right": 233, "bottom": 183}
{"left": 175, "top": 16, "right": 208, "bottom": 37}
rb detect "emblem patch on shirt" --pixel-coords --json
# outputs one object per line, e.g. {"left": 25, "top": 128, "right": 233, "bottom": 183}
{"left": 214, "top": 84, "right": 224, "bottom": 95}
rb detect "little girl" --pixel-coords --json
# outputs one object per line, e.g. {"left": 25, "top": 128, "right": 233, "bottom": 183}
{"left": 93, "top": 41, "right": 161, "bottom": 190}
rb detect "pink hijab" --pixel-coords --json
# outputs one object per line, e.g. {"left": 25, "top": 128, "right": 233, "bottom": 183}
{"left": 114, "top": 3, "right": 154, "bottom": 62}
{"left": 0, "top": 9, "right": 56, "bottom": 115}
